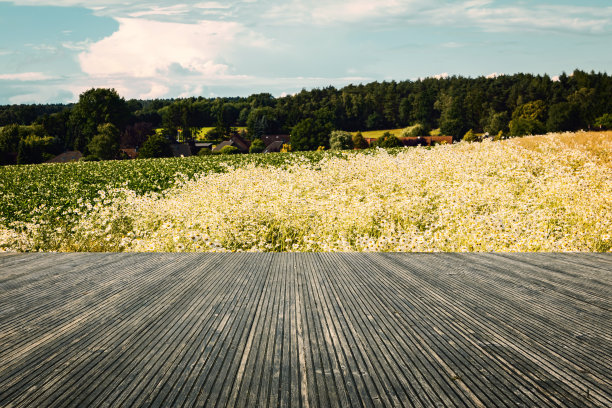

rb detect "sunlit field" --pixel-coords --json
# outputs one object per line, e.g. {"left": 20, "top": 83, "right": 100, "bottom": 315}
{"left": 350, "top": 126, "right": 442, "bottom": 138}
{"left": 1, "top": 132, "right": 610, "bottom": 252}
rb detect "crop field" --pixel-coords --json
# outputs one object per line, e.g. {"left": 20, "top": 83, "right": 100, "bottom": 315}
{"left": 1, "top": 131, "right": 611, "bottom": 252}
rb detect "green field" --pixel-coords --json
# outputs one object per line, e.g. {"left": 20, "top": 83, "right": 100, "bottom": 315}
{"left": 0, "top": 150, "right": 357, "bottom": 228}
{"left": 350, "top": 127, "right": 442, "bottom": 138}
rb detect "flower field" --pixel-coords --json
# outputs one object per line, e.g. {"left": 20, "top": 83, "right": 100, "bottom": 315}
{"left": 1, "top": 132, "right": 611, "bottom": 252}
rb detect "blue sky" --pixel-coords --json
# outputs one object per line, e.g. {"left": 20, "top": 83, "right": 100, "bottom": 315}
{"left": 0, "top": 0, "right": 611, "bottom": 104}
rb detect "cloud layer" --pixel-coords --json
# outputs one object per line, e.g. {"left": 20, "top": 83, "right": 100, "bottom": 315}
{"left": 2, "top": 0, "right": 612, "bottom": 103}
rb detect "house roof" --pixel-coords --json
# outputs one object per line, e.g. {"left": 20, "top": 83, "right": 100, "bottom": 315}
{"left": 230, "top": 134, "right": 250, "bottom": 152}
{"left": 263, "top": 140, "right": 285, "bottom": 153}
{"left": 120, "top": 148, "right": 138, "bottom": 159}
{"left": 194, "top": 142, "right": 213, "bottom": 148}
{"left": 262, "top": 134, "right": 290, "bottom": 147}
{"left": 45, "top": 151, "right": 83, "bottom": 163}
{"left": 212, "top": 140, "right": 233, "bottom": 152}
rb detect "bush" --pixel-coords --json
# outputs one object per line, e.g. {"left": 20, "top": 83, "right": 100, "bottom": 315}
{"left": 219, "top": 145, "right": 240, "bottom": 155}
{"left": 81, "top": 155, "right": 100, "bottom": 161}
{"left": 509, "top": 101, "right": 546, "bottom": 136}
{"left": 197, "top": 148, "right": 212, "bottom": 156}
{"left": 329, "top": 130, "right": 354, "bottom": 150}
{"left": 138, "top": 134, "right": 173, "bottom": 158}
{"left": 401, "top": 123, "right": 429, "bottom": 137}
{"left": 509, "top": 117, "right": 545, "bottom": 137}
{"left": 594, "top": 113, "right": 612, "bottom": 129}
{"left": 462, "top": 129, "right": 480, "bottom": 143}
{"left": 352, "top": 132, "right": 369, "bottom": 149}
{"left": 372, "top": 132, "right": 403, "bottom": 148}
{"left": 249, "top": 138, "right": 266, "bottom": 153}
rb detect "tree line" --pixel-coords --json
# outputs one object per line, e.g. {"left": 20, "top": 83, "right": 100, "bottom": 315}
{"left": 1, "top": 69, "right": 612, "bottom": 164}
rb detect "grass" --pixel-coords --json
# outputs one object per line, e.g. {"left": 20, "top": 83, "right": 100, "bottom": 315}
{"left": 350, "top": 126, "right": 442, "bottom": 138}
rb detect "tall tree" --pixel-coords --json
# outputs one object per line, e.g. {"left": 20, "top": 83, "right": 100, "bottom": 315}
{"left": 67, "top": 88, "right": 130, "bottom": 152}
{"left": 290, "top": 118, "right": 332, "bottom": 151}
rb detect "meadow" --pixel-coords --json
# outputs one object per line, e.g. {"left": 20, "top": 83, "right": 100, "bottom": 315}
{"left": 350, "top": 126, "right": 442, "bottom": 139}
{"left": 0, "top": 131, "right": 610, "bottom": 252}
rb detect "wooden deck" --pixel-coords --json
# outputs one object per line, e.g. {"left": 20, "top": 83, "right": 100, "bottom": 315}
{"left": 0, "top": 253, "right": 610, "bottom": 407}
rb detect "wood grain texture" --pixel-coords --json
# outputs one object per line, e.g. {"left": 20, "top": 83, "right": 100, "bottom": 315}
{"left": 0, "top": 253, "right": 610, "bottom": 407}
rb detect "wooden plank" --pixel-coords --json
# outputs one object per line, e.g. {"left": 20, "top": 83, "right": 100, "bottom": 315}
{"left": 0, "top": 253, "right": 610, "bottom": 408}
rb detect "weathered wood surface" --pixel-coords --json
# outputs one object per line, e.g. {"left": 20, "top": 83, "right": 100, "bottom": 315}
{"left": 0, "top": 253, "right": 610, "bottom": 407}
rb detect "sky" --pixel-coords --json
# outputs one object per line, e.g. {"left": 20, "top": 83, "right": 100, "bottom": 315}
{"left": 0, "top": 0, "right": 611, "bottom": 104}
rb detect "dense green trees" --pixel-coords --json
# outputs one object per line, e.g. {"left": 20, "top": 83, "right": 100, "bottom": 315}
{"left": 594, "top": 113, "right": 612, "bottom": 129}
{"left": 0, "top": 125, "right": 21, "bottom": 164}
{"left": 546, "top": 103, "right": 580, "bottom": 132}
{"left": 247, "top": 107, "right": 279, "bottom": 140}
{"left": 17, "top": 134, "right": 61, "bottom": 164}
{"left": 290, "top": 118, "right": 332, "bottom": 151}
{"left": 509, "top": 100, "right": 547, "bottom": 136}
{"left": 87, "top": 124, "right": 120, "bottom": 160}
{"left": 67, "top": 88, "right": 130, "bottom": 153}
{"left": 1, "top": 69, "right": 612, "bottom": 164}
{"left": 437, "top": 92, "right": 469, "bottom": 139}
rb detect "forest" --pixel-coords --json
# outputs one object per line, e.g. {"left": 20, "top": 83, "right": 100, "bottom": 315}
{"left": 1, "top": 69, "right": 612, "bottom": 165}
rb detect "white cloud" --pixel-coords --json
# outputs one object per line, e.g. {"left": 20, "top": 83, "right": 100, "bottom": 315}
{"left": 0, "top": 72, "right": 55, "bottom": 81}
{"left": 264, "top": 0, "right": 612, "bottom": 34}
{"left": 424, "top": 2, "right": 612, "bottom": 34}
{"left": 432, "top": 72, "right": 449, "bottom": 79}
{"left": 78, "top": 18, "right": 268, "bottom": 79}
{"left": 267, "top": 0, "right": 428, "bottom": 24}
{"left": 62, "top": 40, "right": 93, "bottom": 51}
{"left": 128, "top": 5, "right": 191, "bottom": 18}
{"left": 9, "top": 0, "right": 612, "bottom": 33}
{"left": 310, "top": 0, "right": 411, "bottom": 24}
{"left": 72, "top": 17, "right": 275, "bottom": 99}
{"left": 139, "top": 83, "right": 171, "bottom": 99}
{"left": 195, "top": 2, "right": 231, "bottom": 9}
